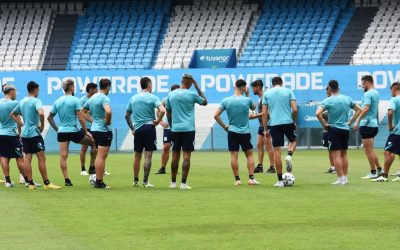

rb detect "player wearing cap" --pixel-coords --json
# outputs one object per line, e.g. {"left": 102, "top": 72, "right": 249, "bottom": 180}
{"left": 373, "top": 81, "right": 400, "bottom": 182}
{"left": 155, "top": 84, "right": 180, "bottom": 175}
{"left": 165, "top": 74, "right": 208, "bottom": 190}
{"left": 11, "top": 81, "right": 61, "bottom": 189}
{"left": 47, "top": 79, "right": 96, "bottom": 187}
{"left": 214, "top": 79, "right": 260, "bottom": 186}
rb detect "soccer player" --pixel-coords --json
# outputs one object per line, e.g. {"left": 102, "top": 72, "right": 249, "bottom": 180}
{"left": 155, "top": 84, "right": 180, "bottom": 175}
{"left": 322, "top": 86, "right": 335, "bottom": 174}
{"left": 11, "top": 81, "right": 61, "bottom": 189}
{"left": 47, "top": 79, "right": 96, "bottom": 186}
{"left": 165, "top": 74, "right": 208, "bottom": 190}
{"left": 353, "top": 75, "right": 382, "bottom": 179}
{"left": 79, "top": 82, "right": 98, "bottom": 176}
{"left": 262, "top": 77, "right": 297, "bottom": 187}
{"left": 0, "top": 84, "right": 33, "bottom": 188}
{"left": 125, "top": 77, "right": 165, "bottom": 187}
{"left": 81, "top": 79, "right": 112, "bottom": 189}
{"left": 249, "top": 80, "right": 275, "bottom": 174}
{"left": 373, "top": 82, "right": 400, "bottom": 182}
{"left": 214, "top": 79, "right": 260, "bottom": 186}
{"left": 316, "top": 80, "right": 362, "bottom": 185}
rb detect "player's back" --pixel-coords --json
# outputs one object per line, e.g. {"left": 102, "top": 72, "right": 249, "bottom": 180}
{"left": 0, "top": 98, "right": 18, "bottom": 136}
{"left": 128, "top": 92, "right": 160, "bottom": 130}
{"left": 52, "top": 95, "right": 80, "bottom": 132}
{"left": 264, "top": 86, "right": 295, "bottom": 126}
{"left": 323, "top": 94, "right": 354, "bottom": 130}
{"left": 221, "top": 95, "right": 252, "bottom": 134}
{"left": 17, "top": 96, "right": 42, "bottom": 137}
{"left": 86, "top": 93, "right": 110, "bottom": 132}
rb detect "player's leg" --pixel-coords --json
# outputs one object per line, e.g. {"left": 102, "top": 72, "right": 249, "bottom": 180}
{"left": 0, "top": 157, "right": 13, "bottom": 187}
{"left": 265, "top": 135, "right": 275, "bottom": 173}
{"left": 240, "top": 132, "right": 259, "bottom": 185}
{"left": 94, "top": 145, "right": 110, "bottom": 188}
{"left": 284, "top": 124, "right": 297, "bottom": 172}
{"left": 323, "top": 131, "right": 335, "bottom": 173}
{"left": 361, "top": 138, "right": 378, "bottom": 179}
{"left": 373, "top": 151, "right": 394, "bottom": 182}
{"left": 254, "top": 127, "right": 264, "bottom": 173}
{"left": 80, "top": 144, "right": 89, "bottom": 175}
{"left": 133, "top": 127, "right": 144, "bottom": 186}
{"left": 269, "top": 125, "right": 285, "bottom": 187}
{"left": 341, "top": 149, "right": 349, "bottom": 184}
{"left": 157, "top": 142, "right": 170, "bottom": 174}
{"left": 230, "top": 151, "right": 240, "bottom": 185}
{"left": 133, "top": 152, "right": 142, "bottom": 186}
{"left": 36, "top": 150, "right": 60, "bottom": 189}
{"left": 180, "top": 132, "right": 195, "bottom": 189}
{"left": 142, "top": 125, "right": 156, "bottom": 188}
{"left": 59, "top": 141, "right": 72, "bottom": 186}
{"left": 143, "top": 151, "right": 154, "bottom": 187}
{"left": 78, "top": 134, "right": 96, "bottom": 176}
{"left": 170, "top": 150, "right": 180, "bottom": 188}
{"left": 330, "top": 150, "right": 344, "bottom": 184}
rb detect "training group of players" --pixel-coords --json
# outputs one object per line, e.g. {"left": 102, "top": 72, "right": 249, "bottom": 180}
{"left": 0, "top": 74, "right": 399, "bottom": 189}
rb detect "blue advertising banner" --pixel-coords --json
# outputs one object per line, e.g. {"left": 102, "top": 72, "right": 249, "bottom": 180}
{"left": 189, "top": 49, "right": 237, "bottom": 68}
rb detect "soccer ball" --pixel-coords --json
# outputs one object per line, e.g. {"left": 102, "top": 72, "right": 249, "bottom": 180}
{"left": 89, "top": 174, "right": 96, "bottom": 186}
{"left": 282, "top": 173, "right": 295, "bottom": 186}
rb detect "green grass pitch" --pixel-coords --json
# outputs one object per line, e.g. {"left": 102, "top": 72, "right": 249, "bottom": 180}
{"left": 1, "top": 150, "right": 400, "bottom": 249}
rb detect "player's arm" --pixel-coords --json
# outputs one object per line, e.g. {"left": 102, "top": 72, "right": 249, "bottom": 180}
{"left": 214, "top": 108, "right": 228, "bottom": 131}
{"left": 154, "top": 104, "right": 166, "bottom": 126}
{"left": 193, "top": 80, "right": 208, "bottom": 106}
{"left": 316, "top": 107, "right": 329, "bottom": 129}
{"left": 47, "top": 113, "right": 58, "bottom": 132}
{"left": 76, "top": 110, "right": 89, "bottom": 133}
{"left": 354, "top": 104, "right": 370, "bottom": 129}
{"left": 158, "top": 100, "right": 168, "bottom": 128}
{"left": 103, "top": 104, "right": 112, "bottom": 126}
{"left": 166, "top": 109, "right": 172, "bottom": 128}
{"left": 262, "top": 104, "right": 270, "bottom": 134}
{"left": 124, "top": 111, "right": 134, "bottom": 134}
{"left": 388, "top": 109, "right": 394, "bottom": 131}
{"left": 10, "top": 112, "right": 24, "bottom": 127}
{"left": 349, "top": 104, "right": 362, "bottom": 126}
{"left": 291, "top": 100, "right": 298, "bottom": 127}
{"left": 38, "top": 109, "right": 45, "bottom": 132}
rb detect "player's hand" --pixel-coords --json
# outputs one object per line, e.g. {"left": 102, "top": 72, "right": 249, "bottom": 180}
{"left": 389, "top": 125, "right": 394, "bottom": 132}
{"left": 153, "top": 120, "right": 161, "bottom": 127}
{"left": 323, "top": 124, "right": 330, "bottom": 130}
{"left": 293, "top": 123, "right": 297, "bottom": 130}
{"left": 39, "top": 125, "right": 44, "bottom": 133}
{"left": 249, "top": 113, "right": 257, "bottom": 120}
{"left": 264, "top": 130, "right": 271, "bottom": 139}
{"left": 86, "top": 131, "right": 93, "bottom": 140}
{"left": 160, "top": 121, "right": 168, "bottom": 128}
{"left": 353, "top": 122, "right": 359, "bottom": 130}
{"left": 131, "top": 129, "right": 135, "bottom": 136}
{"left": 224, "top": 126, "right": 229, "bottom": 132}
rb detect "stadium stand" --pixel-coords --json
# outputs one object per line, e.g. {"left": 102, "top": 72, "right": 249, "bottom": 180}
{"left": 352, "top": 0, "right": 400, "bottom": 65}
{"left": 238, "top": 0, "right": 350, "bottom": 67}
{"left": 153, "top": 0, "right": 259, "bottom": 69}
{"left": 67, "top": 0, "right": 171, "bottom": 70}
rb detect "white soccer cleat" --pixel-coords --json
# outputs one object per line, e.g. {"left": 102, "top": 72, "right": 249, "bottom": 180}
{"left": 248, "top": 179, "right": 260, "bottom": 185}
{"left": 234, "top": 180, "right": 242, "bottom": 186}
{"left": 89, "top": 174, "right": 96, "bottom": 186}
{"left": 392, "top": 176, "right": 400, "bottom": 182}
{"left": 285, "top": 155, "right": 293, "bottom": 172}
{"left": 331, "top": 178, "right": 346, "bottom": 185}
{"left": 5, "top": 181, "right": 14, "bottom": 188}
{"left": 371, "top": 176, "right": 388, "bottom": 182}
{"left": 274, "top": 181, "right": 284, "bottom": 187}
{"left": 133, "top": 181, "right": 139, "bottom": 187}
{"left": 104, "top": 171, "right": 111, "bottom": 176}
{"left": 180, "top": 183, "right": 192, "bottom": 190}
{"left": 19, "top": 174, "right": 25, "bottom": 184}
{"left": 25, "top": 182, "right": 42, "bottom": 188}
{"left": 390, "top": 170, "right": 400, "bottom": 176}
{"left": 343, "top": 176, "right": 349, "bottom": 184}
{"left": 80, "top": 171, "right": 88, "bottom": 176}
{"left": 169, "top": 182, "right": 177, "bottom": 189}
{"left": 143, "top": 182, "right": 154, "bottom": 188}
{"left": 361, "top": 173, "right": 378, "bottom": 179}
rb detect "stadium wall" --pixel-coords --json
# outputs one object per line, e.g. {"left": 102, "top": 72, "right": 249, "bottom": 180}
{"left": 1, "top": 64, "right": 398, "bottom": 151}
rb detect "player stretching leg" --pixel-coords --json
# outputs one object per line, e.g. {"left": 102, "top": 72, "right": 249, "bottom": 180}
{"left": 82, "top": 79, "right": 113, "bottom": 189}
{"left": 47, "top": 80, "right": 96, "bottom": 186}
{"left": 373, "top": 82, "right": 400, "bottom": 182}
{"left": 316, "top": 80, "right": 362, "bottom": 185}
{"left": 155, "top": 84, "right": 180, "bottom": 175}
{"left": 353, "top": 75, "right": 382, "bottom": 179}
{"left": 262, "top": 77, "right": 297, "bottom": 187}
{"left": 125, "top": 77, "right": 165, "bottom": 188}
{"left": 79, "top": 83, "right": 98, "bottom": 176}
{"left": 165, "top": 74, "right": 207, "bottom": 190}
{"left": 214, "top": 79, "right": 260, "bottom": 186}
{"left": 11, "top": 81, "right": 61, "bottom": 189}
{"left": 249, "top": 80, "right": 275, "bottom": 174}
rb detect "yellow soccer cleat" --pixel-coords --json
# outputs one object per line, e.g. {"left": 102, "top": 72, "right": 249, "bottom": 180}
{"left": 44, "top": 183, "right": 61, "bottom": 190}
{"left": 28, "top": 184, "right": 36, "bottom": 190}
{"left": 0, "top": 179, "right": 5, "bottom": 184}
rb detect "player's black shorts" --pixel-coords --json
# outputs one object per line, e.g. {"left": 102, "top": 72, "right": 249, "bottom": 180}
{"left": 268, "top": 123, "right": 296, "bottom": 147}
{"left": 91, "top": 131, "right": 113, "bottom": 148}
{"left": 258, "top": 126, "right": 264, "bottom": 136}
{"left": 0, "top": 135, "right": 23, "bottom": 158}
{"left": 228, "top": 131, "right": 253, "bottom": 152}
{"left": 384, "top": 134, "right": 400, "bottom": 155}
{"left": 163, "top": 129, "right": 172, "bottom": 144}
{"left": 327, "top": 127, "right": 349, "bottom": 151}
{"left": 57, "top": 129, "right": 86, "bottom": 143}
{"left": 22, "top": 136, "right": 45, "bottom": 154}
{"left": 172, "top": 131, "right": 195, "bottom": 152}
{"left": 322, "top": 131, "right": 329, "bottom": 148}
{"left": 359, "top": 126, "right": 378, "bottom": 139}
{"left": 134, "top": 124, "right": 157, "bottom": 153}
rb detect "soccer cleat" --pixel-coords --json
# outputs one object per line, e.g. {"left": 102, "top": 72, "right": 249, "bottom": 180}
{"left": 254, "top": 164, "right": 264, "bottom": 173}
{"left": 274, "top": 181, "right": 284, "bottom": 187}
{"left": 19, "top": 174, "right": 26, "bottom": 184}
{"left": 44, "top": 183, "right": 61, "bottom": 189}
{"left": 325, "top": 167, "right": 336, "bottom": 174}
{"left": 143, "top": 182, "right": 154, "bottom": 188}
{"left": 248, "top": 179, "right": 260, "bottom": 185}
{"left": 331, "top": 178, "right": 346, "bottom": 185}
{"left": 371, "top": 176, "right": 388, "bottom": 182}
{"left": 169, "top": 182, "right": 177, "bottom": 189}
{"left": 285, "top": 155, "right": 293, "bottom": 173}
{"left": 94, "top": 182, "right": 111, "bottom": 189}
{"left": 28, "top": 184, "right": 36, "bottom": 190}
{"left": 155, "top": 167, "right": 166, "bottom": 174}
{"left": 104, "top": 171, "right": 111, "bottom": 176}
{"left": 377, "top": 168, "right": 383, "bottom": 176}
{"left": 234, "top": 180, "right": 242, "bottom": 186}
{"left": 392, "top": 176, "right": 400, "bottom": 182}
{"left": 180, "top": 183, "right": 192, "bottom": 190}
{"left": 25, "top": 182, "right": 42, "bottom": 188}
{"left": 89, "top": 174, "right": 96, "bottom": 186}
{"left": 65, "top": 181, "right": 73, "bottom": 187}
{"left": 133, "top": 181, "right": 139, "bottom": 187}
{"left": 5, "top": 181, "right": 14, "bottom": 188}
{"left": 80, "top": 171, "right": 88, "bottom": 176}
{"left": 266, "top": 166, "right": 276, "bottom": 174}
{"left": 361, "top": 173, "right": 378, "bottom": 179}
{"left": 390, "top": 170, "right": 400, "bottom": 176}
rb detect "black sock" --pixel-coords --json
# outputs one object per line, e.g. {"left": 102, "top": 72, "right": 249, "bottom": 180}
{"left": 143, "top": 179, "right": 148, "bottom": 183}
{"left": 288, "top": 151, "right": 293, "bottom": 157}
{"left": 270, "top": 165, "right": 275, "bottom": 169}
{"left": 382, "top": 173, "right": 388, "bottom": 178}
{"left": 134, "top": 177, "right": 139, "bottom": 182}
{"left": 161, "top": 166, "right": 165, "bottom": 169}
{"left": 65, "top": 178, "right": 71, "bottom": 184}
{"left": 88, "top": 166, "right": 95, "bottom": 174}
{"left": 81, "top": 166, "right": 86, "bottom": 171}
{"left": 235, "top": 176, "right": 240, "bottom": 181}
{"left": 257, "top": 164, "right": 262, "bottom": 167}
{"left": 277, "top": 174, "right": 283, "bottom": 181}
{"left": 371, "top": 169, "right": 377, "bottom": 174}
{"left": 172, "top": 177, "right": 176, "bottom": 183}
{"left": 44, "top": 180, "right": 50, "bottom": 185}
{"left": 24, "top": 176, "right": 29, "bottom": 182}
{"left": 181, "top": 178, "right": 187, "bottom": 184}
{"left": 5, "top": 176, "right": 11, "bottom": 183}
{"left": 249, "top": 175, "right": 254, "bottom": 180}
{"left": 28, "top": 180, "right": 34, "bottom": 185}
{"left": 96, "top": 179, "right": 103, "bottom": 184}
{"left": 377, "top": 167, "right": 382, "bottom": 171}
